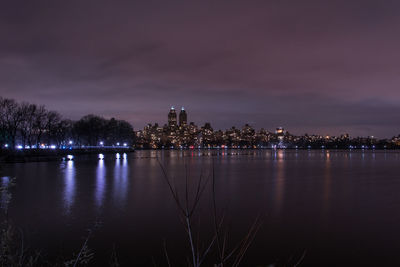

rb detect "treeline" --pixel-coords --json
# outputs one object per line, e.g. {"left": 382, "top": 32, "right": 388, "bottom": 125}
{"left": 0, "top": 97, "right": 134, "bottom": 149}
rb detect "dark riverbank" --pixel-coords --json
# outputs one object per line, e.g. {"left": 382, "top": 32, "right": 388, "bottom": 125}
{"left": 0, "top": 148, "right": 134, "bottom": 163}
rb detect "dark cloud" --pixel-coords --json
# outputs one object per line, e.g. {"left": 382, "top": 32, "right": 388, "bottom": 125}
{"left": 1, "top": 0, "right": 400, "bottom": 137}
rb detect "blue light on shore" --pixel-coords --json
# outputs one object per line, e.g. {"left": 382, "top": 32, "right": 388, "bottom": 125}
{"left": 67, "top": 155, "right": 74, "bottom": 160}
{"left": 99, "top": 154, "right": 104, "bottom": 160}
{"left": 116, "top": 153, "right": 121, "bottom": 159}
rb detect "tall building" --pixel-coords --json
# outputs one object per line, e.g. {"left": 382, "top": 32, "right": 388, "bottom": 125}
{"left": 179, "top": 107, "right": 187, "bottom": 126}
{"left": 168, "top": 106, "right": 177, "bottom": 127}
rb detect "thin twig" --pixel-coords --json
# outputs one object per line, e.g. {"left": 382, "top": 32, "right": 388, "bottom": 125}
{"left": 294, "top": 250, "right": 307, "bottom": 267}
{"left": 163, "top": 240, "right": 171, "bottom": 267}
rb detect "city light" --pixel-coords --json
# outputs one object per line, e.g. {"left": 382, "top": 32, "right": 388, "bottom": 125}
{"left": 116, "top": 153, "right": 120, "bottom": 159}
{"left": 1, "top": 106, "right": 397, "bottom": 152}
{"left": 67, "top": 155, "right": 74, "bottom": 160}
{"left": 98, "top": 154, "right": 104, "bottom": 160}
{"left": 134, "top": 107, "right": 396, "bottom": 150}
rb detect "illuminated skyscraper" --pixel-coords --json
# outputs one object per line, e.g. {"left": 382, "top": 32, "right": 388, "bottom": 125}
{"left": 168, "top": 106, "right": 177, "bottom": 127}
{"left": 179, "top": 107, "right": 187, "bottom": 126}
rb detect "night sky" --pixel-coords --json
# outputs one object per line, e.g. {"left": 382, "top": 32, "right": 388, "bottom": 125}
{"left": 1, "top": 1, "right": 400, "bottom": 137}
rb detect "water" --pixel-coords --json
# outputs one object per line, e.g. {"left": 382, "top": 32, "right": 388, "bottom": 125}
{"left": 1, "top": 150, "right": 400, "bottom": 266}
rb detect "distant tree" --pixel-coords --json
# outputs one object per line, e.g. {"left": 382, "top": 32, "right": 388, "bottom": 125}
{"left": 33, "top": 105, "right": 48, "bottom": 147}
{"left": 51, "top": 119, "right": 73, "bottom": 147}
{"left": 18, "top": 102, "right": 38, "bottom": 147}
{"left": 0, "top": 97, "right": 8, "bottom": 146}
{"left": 114, "top": 119, "right": 134, "bottom": 145}
{"left": 44, "top": 110, "right": 62, "bottom": 145}
{"left": 74, "top": 115, "right": 108, "bottom": 146}
{"left": 0, "top": 98, "right": 24, "bottom": 148}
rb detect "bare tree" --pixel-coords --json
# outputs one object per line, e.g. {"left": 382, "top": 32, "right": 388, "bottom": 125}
{"left": 44, "top": 110, "right": 62, "bottom": 146}
{"left": 0, "top": 97, "right": 7, "bottom": 146}
{"left": 157, "top": 159, "right": 261, "bottom": 267}
{"left": 18, "top": 102, "right": 38, "bottom": 148}
{"left": 0, "top": 98, "right": 24, "bottom": 148}
{"left": 52, "top": 119, "right": 73, "bottom": 147}
{"left": 33, "top": 105, "right": 47, "bottom": 147}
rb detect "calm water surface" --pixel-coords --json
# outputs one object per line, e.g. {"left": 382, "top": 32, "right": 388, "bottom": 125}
{"left": 1, "top": 150, "right": 400, "bottom": 266}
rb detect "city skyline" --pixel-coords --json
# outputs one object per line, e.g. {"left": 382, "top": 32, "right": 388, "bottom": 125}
{"left": 139, "top": 106, "right": 398, "bottom": 139}
{"left": 134, "top": 106, "right": 400, "bottom": 149}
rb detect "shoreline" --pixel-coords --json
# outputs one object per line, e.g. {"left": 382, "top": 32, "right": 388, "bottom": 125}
{"left": 1, "top": 147, "right": 399, "bottom": 163}
{"left": 0, "top": 148, "right": 135, "bottom": 163}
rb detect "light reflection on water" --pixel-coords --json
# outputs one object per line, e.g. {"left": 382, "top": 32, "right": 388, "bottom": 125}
{"left": 113, "top": 156, "right": 129, "bottom": 207}
{"left": 323, "top": 150, "right": 332, "bottom": 214}
{"left": 0, "top": 176, "right": 11, "bottom": 210}
{"left": 63, "top": 161, "right": 75, "bottom": 214}
{"left": 274, "top": 150, "right": 285, "bottom": 212}
{"left": 96, "top": 159, "right": 106, "bottom": 210}
{"left": 62, "top": 154, "right": 131, "bottom": 214}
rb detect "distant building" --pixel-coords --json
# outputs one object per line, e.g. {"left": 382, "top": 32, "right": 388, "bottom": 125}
{"left": 275, "top": 127, "right": 285, "bottom": 143}
{"left": 275, "top": 127, "right": 284, "bottom": 134}
{"left": 168, "top": 107, "right": 177, "bottom": 128}
{"left": 179, "top": 107, "right": 187, "bottom": 126}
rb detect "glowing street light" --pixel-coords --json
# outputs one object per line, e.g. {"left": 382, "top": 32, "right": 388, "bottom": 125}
{"left": 99, "top": 141, "right": 104, "bottom": 146}
{"left": 116, "top": 142, "right": 120, "bottom": 146}
{"left": 69, "top": 140, "right": 73, "bottom": 145}
{"left": 123, "top": 143, "right": 127, "bottom": 147}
